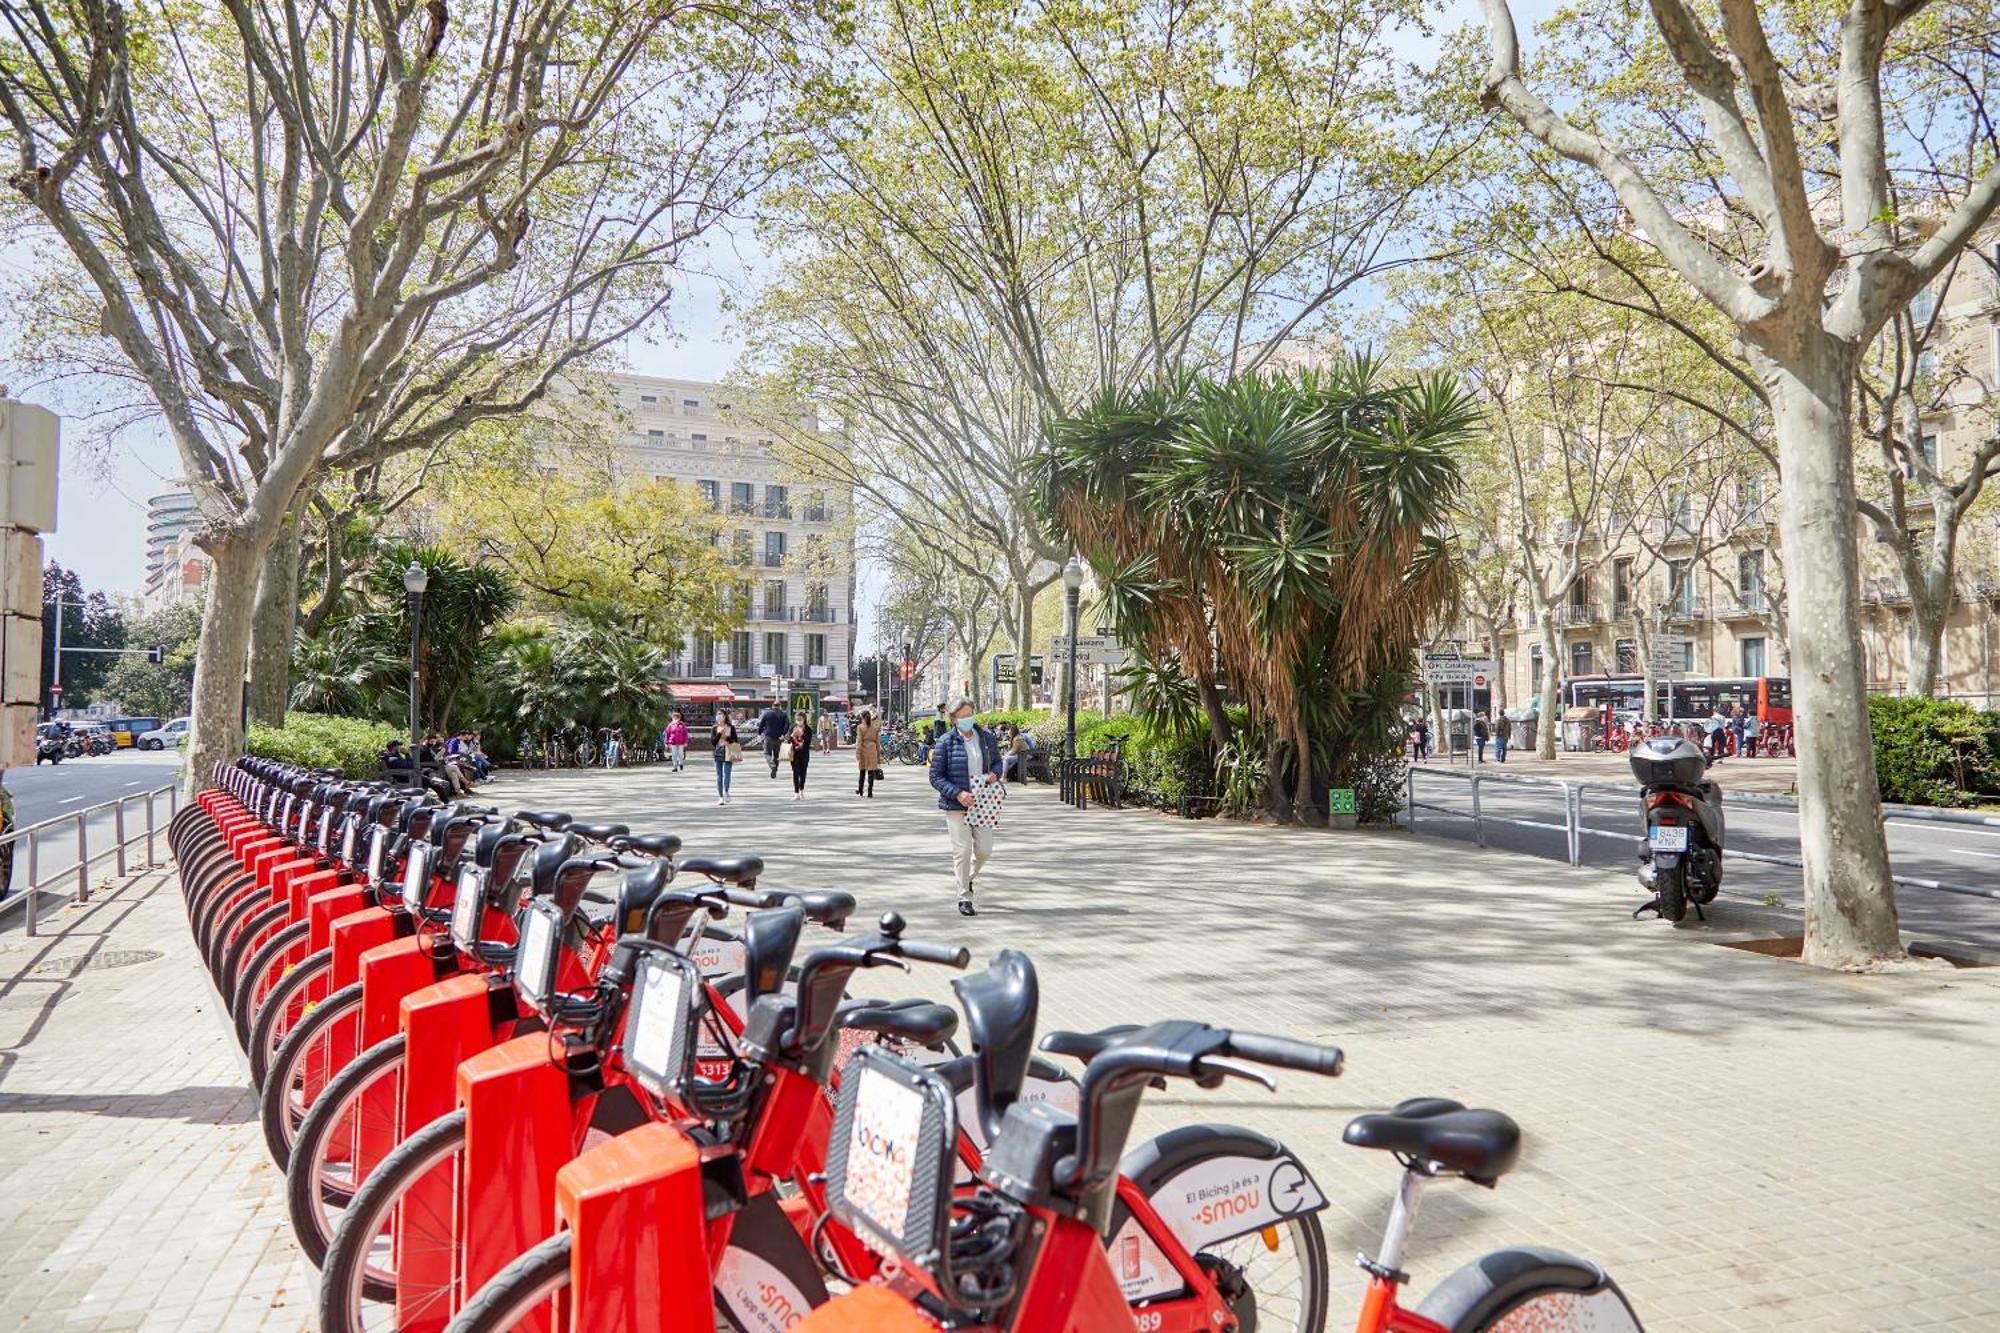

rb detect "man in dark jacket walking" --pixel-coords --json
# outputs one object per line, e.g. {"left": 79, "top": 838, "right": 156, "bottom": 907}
{"left": 930, "top": 697, "right": 1001, "bottom": 916}
{"left": 757, "top": 703, "right": 790, "bottom": 778}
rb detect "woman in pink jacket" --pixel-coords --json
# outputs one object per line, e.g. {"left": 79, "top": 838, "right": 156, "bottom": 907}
{"left": 663, "top": 710, "right": 690, "bottom": 772}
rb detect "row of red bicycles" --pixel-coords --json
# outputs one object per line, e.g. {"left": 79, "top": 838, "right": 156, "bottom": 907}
{"left": 170, "top": 757, "right": 1643, "bottom": 1332}
{"left": 1603, "top": 718, "right": 1795, "bottom": 758}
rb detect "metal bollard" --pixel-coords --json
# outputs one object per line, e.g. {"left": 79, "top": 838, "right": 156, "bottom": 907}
{"left": 114, "top": 800, "right": 127, "bottom": 877}
{"left": 75, "top": 813, "right": 89, "bottom": 904}
{"left": 1471, "top": 773, "right": 1484, "bottom": 847}
{"left": 145, "top": 792, "right": 156, "bottom": 865}
{"left": 1565, "top": 784, "right": 1582, "bottom": 866}
{"left": 1405, "top": 765, "right": 1416, "bottom": 832}
{"left": 23, "top": 834, "right": 35, "bottom": 937}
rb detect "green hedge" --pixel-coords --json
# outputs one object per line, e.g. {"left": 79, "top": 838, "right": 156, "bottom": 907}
{"left": 976, "top": 708, "right": 1217, "bottom": 813}
{"left": 247, "top": 711, "right": 403, "bottom": 777}
{"left": 1868, "top": 695, "right": 2000, "bottom": 807}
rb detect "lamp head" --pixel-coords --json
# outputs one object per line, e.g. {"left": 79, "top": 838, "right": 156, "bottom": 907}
{"left": 402, "top": 561, "right": 429, "bottom": 596}
{"left": 1062, "top": 555, "right": 1083, "bottom": 592}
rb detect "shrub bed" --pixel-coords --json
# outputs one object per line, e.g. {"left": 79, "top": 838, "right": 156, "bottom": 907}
{"left": 247, "top": 712, "right": 402, "bottom": 777}
{"left": 1868, "top": 695, "right": 2000, "bottom": 807}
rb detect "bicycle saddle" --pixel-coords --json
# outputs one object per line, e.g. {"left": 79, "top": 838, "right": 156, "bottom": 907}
{"left": 679, "top": 854, "right": 763, "bottom": 885}
{"left": 612, "top": 832, "right": 683, "bottom": 858}
{"left": 840, "top": 997, "right": 959, "bottom": 1048}
{"left": 952, "top": 948, "right": 1039, "bottom": 1141}
{"left": 1039, "top": 1024, "right": 1143, "bottom": 1064}
{"left": 749, "top": 888, "right": 854, "bottom": 930}
{"left": 566, "top": 822, "right": 631, "bottom": 844}
{"left": 513, "top": 809, "right": 572, "bottom": 830}
{"left": 1342, "top": 1107, "right": 1521, "bottom": 1185}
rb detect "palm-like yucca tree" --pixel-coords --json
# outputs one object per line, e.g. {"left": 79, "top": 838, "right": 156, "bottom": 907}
{"left": 288, "top": 623, "right": 403, "bottom": 716}
{"left": 1033, "top": 355, "right": 1477, "bottom": 822}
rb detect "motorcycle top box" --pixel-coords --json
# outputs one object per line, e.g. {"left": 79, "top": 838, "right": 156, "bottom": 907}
{"left": 1628, "top": 736, "right": 1707, "bottom": 788}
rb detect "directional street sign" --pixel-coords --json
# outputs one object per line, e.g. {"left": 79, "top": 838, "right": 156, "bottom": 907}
{"left": 1420, "top": 651, "right": 1495, "bottom": 685}
{"left": 1647, "top": 633, "right": 1692, "bottom": 682}
{"left": 1050, "top": 635, "right": 1129, "bottom": 666}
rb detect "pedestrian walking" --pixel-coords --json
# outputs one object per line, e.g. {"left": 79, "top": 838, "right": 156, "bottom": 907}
{"left": 1493, "top": 712, "right": 1510, "bottom": 763}
{"left": 853, "top": 708, "right": 883, "bottom": 797}
{"left": 1472, "top": 713, "right": 1489, "bottom": 764}
{"left": 1728, "top": 704, "right": 1748, "bottom": 758}
{"left": 757, "top": 702, "right": 789, "bottom": 778}
{"left": 1411, "top": 717, "right": 1430, "bottom": 763}
{"left": 817, "top": 710, "right": 836, "bottom": 754}
{"left": 930, "top": 697, "right": 1001, "bottom": 917}
{"left": 1742, "top": 709, "right": 1761, "bottom": 757}
{"left": 664, "top": 710, "right": 689, "bottom": 772}
{"left": 712, "top": 714, "right": 742, "bottom": 805}
{"left": 785, "top": 711, "right": 814, "bottom": 798}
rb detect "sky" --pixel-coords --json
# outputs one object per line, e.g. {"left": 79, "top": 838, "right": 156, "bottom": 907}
{"left": 23, "top": 0, "right": 1557, "bottom": 640}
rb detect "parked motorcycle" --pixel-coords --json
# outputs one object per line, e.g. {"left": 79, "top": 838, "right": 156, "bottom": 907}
{"left": 1629, "top": 736, "right": 1724, "bottom": 922}
{"left": 35, "top": 730, "right": 64, "bottom": 765}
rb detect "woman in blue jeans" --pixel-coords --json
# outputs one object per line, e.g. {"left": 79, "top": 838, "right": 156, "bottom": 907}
{"left": 712, "top": 714, "right": 741, "bottom": 805}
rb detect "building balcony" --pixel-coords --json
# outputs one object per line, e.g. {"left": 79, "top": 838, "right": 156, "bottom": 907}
{"left": 1663, "top": 599, "right": 1708, "bottom": 623}
{"left": 761, "top": 553, "right": 785, "bottom": 569}
{"left": 799, "top": 606, "right": 837, "bottom": 624}
{"left": 754, "top": 606, "right": 795, "bottom": 622}
{"left": 1557, "top": 602, "right": 1600, "bottom": 626}
{"left": 729, "top": 500, "right": 757, "bottom": 515}
{"left": 1719, "top": 592, "right": 1769, "bottom": 619}
{"left": 801, "top": 506, "right": 829, "bottom": 523}
{"left": 763, "top": 502, "right": 792, "bottom": 519}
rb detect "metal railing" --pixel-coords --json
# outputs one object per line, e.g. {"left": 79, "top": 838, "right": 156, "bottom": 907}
{"left": 1404, "top": 767, "right": 1999, "bottom": 902}
{"left": 0, "top": 783, "right": 179, "bottom": 937}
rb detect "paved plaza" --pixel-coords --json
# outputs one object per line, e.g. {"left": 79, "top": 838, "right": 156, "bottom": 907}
{"left": 3, "top": 759, "right": 1999, "bottom": 1329}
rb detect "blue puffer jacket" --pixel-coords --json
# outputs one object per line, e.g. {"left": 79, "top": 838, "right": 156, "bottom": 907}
{"left": 929, "top": 727, "right": 1000, "bottom": 811}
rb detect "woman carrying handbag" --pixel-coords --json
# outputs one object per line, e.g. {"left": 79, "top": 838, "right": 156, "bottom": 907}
{"left": 712, "top": 714, "right": 742, "bottom": 805}
{"left": 852, "top": 707, "right": 883, "bottom": 797}
{"left": 785, "top": 711, "right": 814, "bottom": 799}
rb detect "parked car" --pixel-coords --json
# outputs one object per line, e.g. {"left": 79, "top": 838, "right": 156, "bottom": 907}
{"left": 136, "top": 717, "right": 190, "bottom": 751}
{"left": 106, "top": 717, "right": 163, "bottom": 748}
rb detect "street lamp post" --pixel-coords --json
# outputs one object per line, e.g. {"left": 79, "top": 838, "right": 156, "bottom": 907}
{"left": 402, "top": 560, "right": 428, "bottom": 789}
{"left": 1062, "top": 556, "right": 1082, "bottom": 799}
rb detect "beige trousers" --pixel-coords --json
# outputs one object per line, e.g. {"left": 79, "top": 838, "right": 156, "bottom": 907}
{"left": 944, "top": 810, "right": 993, "bottom": 900}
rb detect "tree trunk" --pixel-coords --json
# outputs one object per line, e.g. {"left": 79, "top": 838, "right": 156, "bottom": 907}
{"left": 1195, "top": 670, "right": 1234, "bottom": 750}
{"left": 1536, "top": 615, "right": 1561, "bottom": 759}
{"left": 1486, "top": 626, "right": 1508, "bottom": 715}
{"left": 1905, "top": 603, "right": 1945, "bottom": 697}
{"left": 247, "top": 509, "right": 302, "bottom": 726}
{"left": 1768, "top": 347, "right": 1903, "bottom": 968}
{"left": 185, "top": 536, "right": 263, "bottom": 796}
{"left": 1010, "top": 588, "right": 1034, "bottom": 710}
{"left": 1290, "top": 712, "right": 1321, "bottom": 826}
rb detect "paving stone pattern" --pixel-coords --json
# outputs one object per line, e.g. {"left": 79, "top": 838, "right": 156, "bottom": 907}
{"left": 0, "top": 867, "right": 312, "bottom": 1331}
{"left": 3, "top": 759, "right": 1997, "bottom": 1330}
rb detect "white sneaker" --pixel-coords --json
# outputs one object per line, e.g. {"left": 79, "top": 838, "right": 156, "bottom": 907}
{"left": 717, "top": 797, "right": 727, "bottom": 806}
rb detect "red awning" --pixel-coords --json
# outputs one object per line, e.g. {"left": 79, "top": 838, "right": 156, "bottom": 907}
{"left": 669, "top": 682, "right": 739, "bottom": 702}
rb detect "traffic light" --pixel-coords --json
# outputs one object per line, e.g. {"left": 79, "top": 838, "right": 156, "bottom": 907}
{"left": 147, "top": 644, "right": 164, "bottom": 665}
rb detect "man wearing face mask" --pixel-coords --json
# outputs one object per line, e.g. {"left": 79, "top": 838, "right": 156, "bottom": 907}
{"left": 929, "top": 696, "right": 1002, "bottom": 916}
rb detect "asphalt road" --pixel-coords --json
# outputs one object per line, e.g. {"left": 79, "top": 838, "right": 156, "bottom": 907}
{"left": 0, "top": 750, "right": 181, "bottom": 928}
{"left": 1409, "top": 766, "right": 2000, "bottom": 951}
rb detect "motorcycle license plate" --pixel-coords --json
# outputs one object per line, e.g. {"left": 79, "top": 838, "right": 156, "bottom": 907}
{"left": 1648, "top": 826, "right": 1690, "bottom": 852}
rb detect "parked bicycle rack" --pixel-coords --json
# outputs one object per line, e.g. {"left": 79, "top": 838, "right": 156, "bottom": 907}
{"left": 1405, "top": 767, "right": 2000, "bottom": 903}
{"left": 0, "top": 784, "right": 180, "bottom": 937}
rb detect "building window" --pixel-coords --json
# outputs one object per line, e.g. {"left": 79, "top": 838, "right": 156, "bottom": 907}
{"left": 731, "top": 631, "right": 753, "bottom": 669}
{"left": 1570, "top": 640, "right": 1593, "bottom": 677}
{"left": 1737, "top": 549, "right": 1765, "bottom": 606}
{"left": 732, "top": 531, "right": 752, "bottom": 566}
{"left": 764, "top": 484, "right": 789, "bottom": 518}
{"left": 692, "top": 634, "right": 715, "bottom": 669}
{"left": 697, "top": 480, "right": 719, "bottom": 509}
{"left": 1529, "top": 645, "right": 1544, "bottom": 693}
{"left": 807, "top": 634, "right": 827, "bottom": 668}
{"left": 765, "top": 531, "right": 787, "bottom": 567}
{"left": 733, "top": 580, "right": 754, "bottom": 619}
{"left": 1740, "top": 636, "right": 1766, "bottom": 677}
{"left": 1669, "top": 559, "right": 1694, "bottom": 614}
{"left": 763, "top": 632, "right": 787, "bottom": 669}
{"left": 1736, "top": 474, "right": 1766, "bottom": 521}
{"left": 764, "top": 580, "right": 786, "bottom": 618}
{"left": 807, "top": 584, "right": 829, "bottom": 621}
{"left": 646, "top": 429, "right": 664, "bottom": 442}
{"left": 691, "top": 433, "right": 708, "bottom": 447}
{"left": 1567, "top": 574, "right": 1588, "bottom": 608}
{"left": 805, "top": 490, "right": 827, "bottom": 522}
{"left": 684, "top": 397, "right": 700, "bottom": 407}
{"left": 641, "top": 394, "right": 657, "bottom": 404}
{"left": 1612, "top": 558, "right": 1632, "bottom": 610}
{"left": 1615, "top": 638, "right": 1638, "bottom": 673}
{"left": 1918, "top": 433, "right": 1939, "bottom": 472}
{"left": 730, "top": 481, "right": 755, "bottom": 515}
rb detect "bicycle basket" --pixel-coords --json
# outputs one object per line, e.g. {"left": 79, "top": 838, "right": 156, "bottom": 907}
{"left": 450, "top": 864, "right": 487, "bottom": 950}
{"left": 514, "top": 897, "right": 564, "bottom": 1010}
{"left": 400, "top": 841, "right": 433, "bottom": 914}
{"left": 826, "top": 1044, "right": 957, "bottom": 1277}
{"left": 621, "top": 949, "right": 704, "bottom": 1100}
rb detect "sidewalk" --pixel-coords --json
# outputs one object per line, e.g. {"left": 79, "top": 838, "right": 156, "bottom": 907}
{"left": 0, "top": 864, "right": 310, "bottom": 1331}
{"left": 4, "top": 770, "right": 1998, "bottom": 1330}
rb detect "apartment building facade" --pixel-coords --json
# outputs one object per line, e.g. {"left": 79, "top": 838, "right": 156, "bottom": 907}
{"left": 141, "top": 489, "right": 210, "bottom": 613}
{"left": 605, "top": 373, "right": 858, "bottom": 701}
{"left": 1465, "top": 241, "right": 2000, "bottom": 713}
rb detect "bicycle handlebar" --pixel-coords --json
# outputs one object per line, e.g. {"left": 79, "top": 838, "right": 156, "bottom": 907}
{"left": 1222, "top": 1030, "right": 1345, "bottom": 1077}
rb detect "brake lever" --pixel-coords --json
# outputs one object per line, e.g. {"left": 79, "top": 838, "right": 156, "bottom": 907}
{"left": 863, "top": 950, "right": 912, "bottom": 975}
{"left": 1192, "top": 1056, "right": 1278, "bottom": 1092}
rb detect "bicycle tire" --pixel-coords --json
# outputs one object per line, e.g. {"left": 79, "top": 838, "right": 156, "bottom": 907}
{"left": 204, "top": 888, "right": 270, "bottom": 979}
{"left": 219, "top": 902, "right": 291, "bottom": 996}
{"left": 320, "top": 1110, "right": 469, "bottom": 1326}
{"left": 248, "top": 947, "right": 332, "bottom": 1089}
{"left": 1416, "top": 1247, "right": 1642, "bottom": 1331}
{"left": 288, "top": 1035, "right": 407, "bottom": 1268}
{"left": 261, "top": 980, "right": 364, "bottom": 1169}
{"left": 186, "top": 862, "right": 252, "bottom": 930}
{"left": 1191, "top": 1208, "right": 1329, "bottom": 1333}
{"left": 445, "top": 1230, "right": 572, "bottom": 1333}
{"left": 233, "top": 919, "right": 310, "bottom": 1047}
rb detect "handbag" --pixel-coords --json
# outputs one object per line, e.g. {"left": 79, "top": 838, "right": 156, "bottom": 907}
{"left": 778, "top": 740, "right": 794, "bottom": 762}
{"left": 725, "top": 741, "right": 743, "bottom": 763}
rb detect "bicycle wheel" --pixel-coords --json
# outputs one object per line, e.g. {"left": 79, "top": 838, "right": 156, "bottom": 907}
{"left": 261, "top": 981, "right": 364, "bottom": 1168}
{"left": 233, "top": 920, "right": 311, "bottom": 1048}
{"left": 1416, "top": 1247, "right": 1642, "bottom": 1331}
{"left": 288, "top": 1035, "right": 407, "bottom": 1268}
{"left": 321, "top": 1111, "right": 468, "bottom": 1328}
{"left": 204, "top": 887, "right": 271, "bottom": 978}
{"left": 219, "top": 901, "right": 292, "bottom": 995}
{"left": 248, "top": 947, "right": 332, "bottom": 1089}
{"left": 1188, "top": 1209, "right": 1329, "bottom": 1333}
{"left": 445, "top": 1230, "right": 571, "bottom": 1333}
